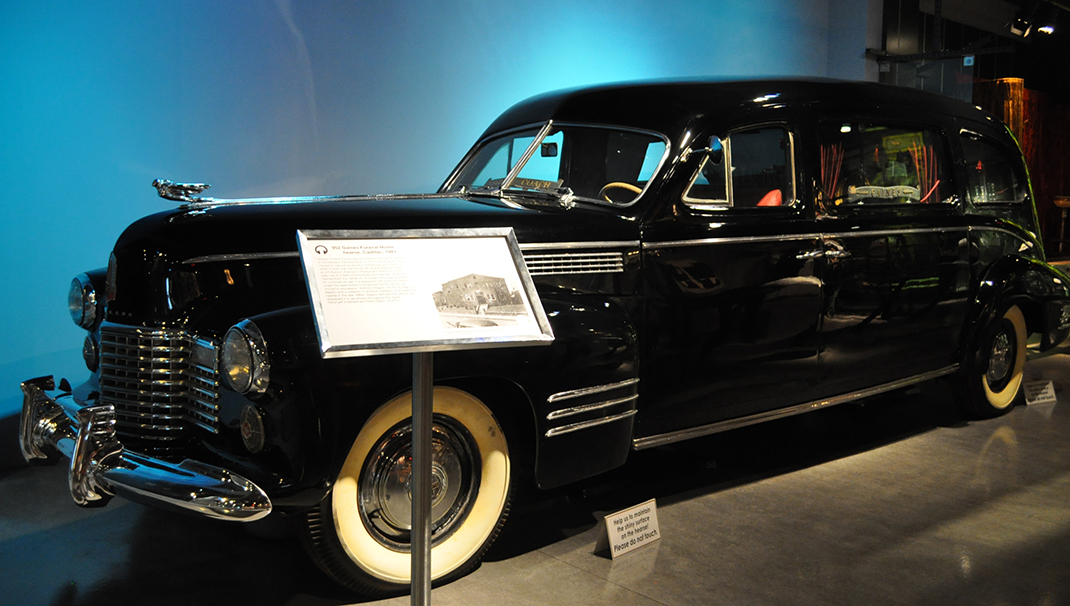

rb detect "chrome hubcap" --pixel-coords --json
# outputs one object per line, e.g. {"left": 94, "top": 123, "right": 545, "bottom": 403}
{"left": 358, "top": 417, "right": 479, "bottom": 551}
{"left": 986, "top": 329, "right": 1013, "bottom": 387}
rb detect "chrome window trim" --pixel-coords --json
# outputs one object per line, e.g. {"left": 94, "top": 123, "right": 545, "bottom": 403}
{"left": 958, "top": 128, "right": 1028, "bottom": 206}
{"left": 545, "top": 409, "right": 638, "bottom": 438}
{"left": 632, "top": 364, "right": 959, "bottom": 450}
{"left": 816, "top": 119, "right": 955, "bottom": 207}
{"left": 544, "top": 123, "right": 671, "bottom": 209}
{"left": 643, "top": 226, "right": 969, "bottom": 251}
{"left": 682, "top": 123, "right": 797, "bottom": 209}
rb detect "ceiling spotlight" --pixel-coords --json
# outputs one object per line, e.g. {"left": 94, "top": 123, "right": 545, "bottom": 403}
{"left": 1037, "top": 5, "right": 1058, "bottom": 34}
{"left": 1009, "top": 1, "right": 1044, "bottom": 37}
{"left": 1010, "top": 15, "right": 1032, "bottom": 36}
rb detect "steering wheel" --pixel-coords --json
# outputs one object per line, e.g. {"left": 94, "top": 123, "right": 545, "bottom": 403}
{"left": 598, "top": 182, "right": 642, "bottom": 202}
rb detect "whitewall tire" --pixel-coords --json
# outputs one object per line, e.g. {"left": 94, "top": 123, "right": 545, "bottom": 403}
{"left": 300, "top": 387, "right": 511, "bottom": 595}
{"left": 960, "top": 304, "right": 1027, "bottom": 418}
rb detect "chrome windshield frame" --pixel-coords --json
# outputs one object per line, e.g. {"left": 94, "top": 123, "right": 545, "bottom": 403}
{"left": 444, "top": 121, "right": 671, "bottom": 209}
{"left": 500, "top": 121, "right": 556, "bottom": 192}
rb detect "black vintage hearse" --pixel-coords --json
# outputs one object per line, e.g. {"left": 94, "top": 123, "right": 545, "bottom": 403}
{"left": 21, "top": 79, "right": 1070, "bottom": 594}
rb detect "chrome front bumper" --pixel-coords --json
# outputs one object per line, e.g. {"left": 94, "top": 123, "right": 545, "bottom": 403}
{"left": 19, "top": 376, "right": 271, "bottom": 522}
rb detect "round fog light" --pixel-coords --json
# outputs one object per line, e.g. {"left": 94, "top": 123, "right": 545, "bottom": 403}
{"left": 82, "top": 335, "right": 99, "bottom": 371}
{"left": 240, "top": 405, "right": 265, "bottom": 453}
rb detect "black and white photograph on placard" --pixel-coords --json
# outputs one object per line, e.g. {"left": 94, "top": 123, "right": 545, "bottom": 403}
{"left": 432, "top": 273, "right": 530, "bottom": 329}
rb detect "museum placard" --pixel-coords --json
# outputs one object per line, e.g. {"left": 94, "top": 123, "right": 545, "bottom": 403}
{"left": 297, "top": 228, "right": 554, "bottom": 357}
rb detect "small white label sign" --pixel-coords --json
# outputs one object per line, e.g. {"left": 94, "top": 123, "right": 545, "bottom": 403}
{"left": 1024, "top": 380, "right": 1057, "bottom": 405}
{"left": 604, "top": 498, "right": 661, "bottom": 559}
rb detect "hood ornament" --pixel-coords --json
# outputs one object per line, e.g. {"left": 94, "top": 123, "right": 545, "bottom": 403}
{"left": 152, "top": 179, "right": 213, "bottom": 203}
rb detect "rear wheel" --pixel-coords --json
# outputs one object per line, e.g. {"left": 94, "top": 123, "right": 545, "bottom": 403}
{"left": 958, "top": 304, "right": 1027, "bottom": 418}
{"left": 300, "top": 387, "right": 511, "bottom": 595}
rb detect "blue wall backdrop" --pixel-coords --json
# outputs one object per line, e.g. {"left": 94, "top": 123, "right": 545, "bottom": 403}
{"left": 0, "top": 0, "right": 879, "bottom": 417}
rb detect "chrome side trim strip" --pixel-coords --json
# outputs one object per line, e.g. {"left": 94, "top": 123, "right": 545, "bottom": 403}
{"left": 547, "top": 395, "right": 639, "bottom": 420}
{"left": 645, "top": 234, "right": 819, "bottom": 249}
{"left": 183, "top": 243, "right": 642, "bottom": 266}
{"left": 632, "top": 365, "right": 959, "bottom": 450}
{"left": 829, "top": 226, "right": 967, "bottom": 239}
{"left": 183, "top": 252, "right": 299, "bottom": 264}
{"left": 178, "top": 191, "right": 465, "bottom": 210}
{"left": 519, "top": 241, "right": 640, "bottom": 251}
{"left": 545, "top": 409, "right": 638, "bottom": 438}
{"left": 547, "top": 377, "right": 640, "bottom": 403}
{"left": 643, "top": 227, "right": 968, "bottom": 250}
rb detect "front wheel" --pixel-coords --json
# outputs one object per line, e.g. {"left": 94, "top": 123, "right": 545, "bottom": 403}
{"left": 299, "top": 387, "right": 511, "bottom": 596}
{"left": 957, "top": 304, "right": 1027, "bottom": 418}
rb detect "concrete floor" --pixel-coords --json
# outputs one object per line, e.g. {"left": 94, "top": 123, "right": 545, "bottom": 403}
{"left": 1, "top": 350, "right": 1068, "bottom": 606}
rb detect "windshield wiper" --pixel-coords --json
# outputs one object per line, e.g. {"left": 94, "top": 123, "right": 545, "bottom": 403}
{"left": 502, "top": 185, "right": 576, "bottom": 209}
{"left": 453, "top": 182, "right": 576, "bottom": 209}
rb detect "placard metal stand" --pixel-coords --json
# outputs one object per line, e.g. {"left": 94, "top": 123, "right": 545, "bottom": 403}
{"left": 297, "top": 228, "right": 553, "bottom": 605}
{"left": 411, "top": 351, "right": 433, "bottom": 605}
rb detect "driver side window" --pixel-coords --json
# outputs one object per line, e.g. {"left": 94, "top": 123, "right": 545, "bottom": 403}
{"left": 683, "top": 126, "right": 795, "bottom": 209}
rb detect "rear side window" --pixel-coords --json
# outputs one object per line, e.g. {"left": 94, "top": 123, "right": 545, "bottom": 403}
{"left": 960, "top": 131, "right": 1026, "bottom": 204}
{"left": 683, "top": 126, "right": 795, "bottom": 209}
{"left": 818, "top": 121, "right": 951, "bottom": 206}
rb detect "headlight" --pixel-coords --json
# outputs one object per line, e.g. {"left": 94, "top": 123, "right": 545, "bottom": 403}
{"left": 68, "top": 273, "right": 98, "bottom": 329}
{"left": 221, "top": 320, "right": 270, "bottom": 394}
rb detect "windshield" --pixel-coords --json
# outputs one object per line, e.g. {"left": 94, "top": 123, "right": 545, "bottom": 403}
{"left": 446, "top": 123, "right": 668, "bottom": 205}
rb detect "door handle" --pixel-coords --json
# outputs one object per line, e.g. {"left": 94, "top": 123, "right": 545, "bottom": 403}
{"left": 822, "top": 238, "right": 851, "bottom": 259}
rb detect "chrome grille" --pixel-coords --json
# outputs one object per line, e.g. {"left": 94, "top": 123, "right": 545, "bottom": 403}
{"left": 99, "top": 324, "right": 220, "bottom": 454}
{"left": 522, "top": 251, "right": 625, "bottom": 276}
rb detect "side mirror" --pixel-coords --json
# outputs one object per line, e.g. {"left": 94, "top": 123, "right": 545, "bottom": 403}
{"left": 682, "top": 135, "right": 725, "bottom": 164}
{"left": 708, "top": 136, "right": 724, "bottom": 164}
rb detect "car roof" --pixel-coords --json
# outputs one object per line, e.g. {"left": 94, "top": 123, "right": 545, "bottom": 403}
{"left": 479, "top": 78, "right": 996, "bottom": 140}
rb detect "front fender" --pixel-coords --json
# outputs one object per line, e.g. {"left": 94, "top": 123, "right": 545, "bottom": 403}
{"left": 966, "top": 255, "right": 1070, "bottom": 354}
{"left": 235, "top": 293, "right": 641, "bottom": 498}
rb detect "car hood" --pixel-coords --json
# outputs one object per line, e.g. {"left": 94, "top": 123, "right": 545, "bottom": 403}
{"left": 105, "top": 194, "right": 640, "bottom": 327}
{"left": 116, "top": 194, "right": 638, "bottom": 263}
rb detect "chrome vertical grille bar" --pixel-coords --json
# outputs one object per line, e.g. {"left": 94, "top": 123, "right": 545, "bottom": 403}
{"left": 98, "top": 324, "right": 221, "bottom": 455}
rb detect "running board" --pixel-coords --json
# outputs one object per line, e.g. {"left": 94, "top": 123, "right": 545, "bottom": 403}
{"left": 632, "top": 365, "right": 959, "bottom": 451}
